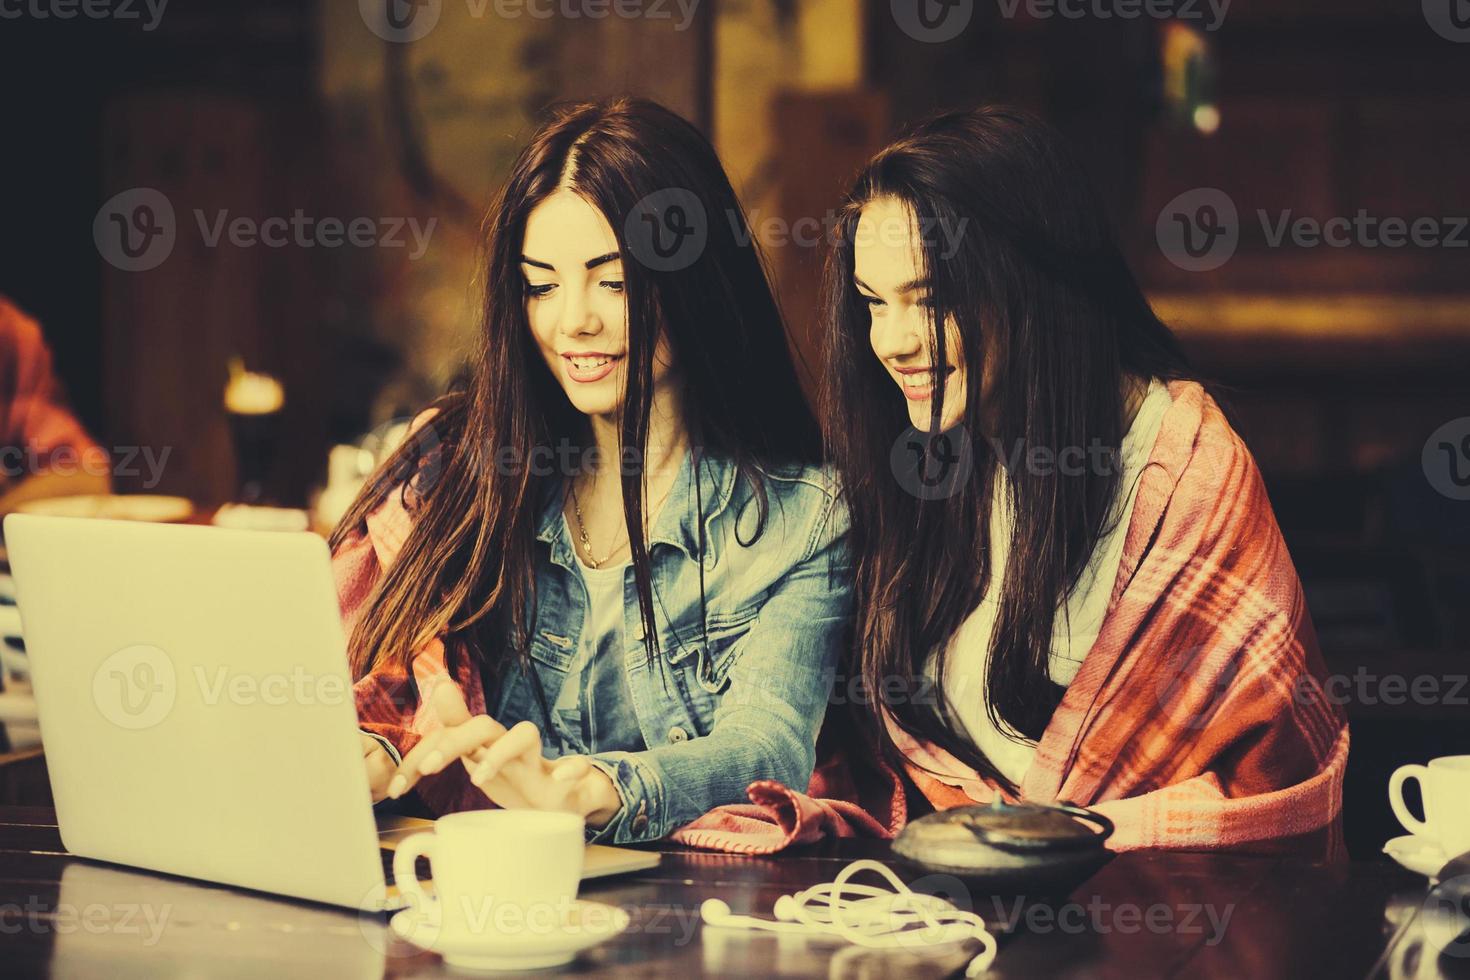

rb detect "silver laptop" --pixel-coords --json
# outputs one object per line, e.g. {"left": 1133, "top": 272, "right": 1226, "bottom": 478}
{"left": 4, "top": 513, "right": 657, "bottom": 911}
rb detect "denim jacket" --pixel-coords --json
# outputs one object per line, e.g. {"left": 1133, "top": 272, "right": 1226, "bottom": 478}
{"left": 492, "top": 449, "right": 851, "bottom": 843}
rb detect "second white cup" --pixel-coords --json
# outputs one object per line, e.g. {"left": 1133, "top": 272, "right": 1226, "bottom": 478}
{"left": 1389, "top": 755, "right": 1470, "bottom": 859}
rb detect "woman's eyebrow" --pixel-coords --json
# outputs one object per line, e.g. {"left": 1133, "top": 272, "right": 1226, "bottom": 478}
{"left": 853, "top": 275, "right": 929, "bottom": 295}
{"left": 522, "top": 252, "right": 621, "bottom": 271}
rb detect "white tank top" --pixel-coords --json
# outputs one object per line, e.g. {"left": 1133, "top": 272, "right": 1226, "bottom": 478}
{"left": 932, "top": 379, "right": 1173, "bottom": 786}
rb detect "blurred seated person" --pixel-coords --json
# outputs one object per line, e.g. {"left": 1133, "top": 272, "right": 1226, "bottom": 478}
{"left": 0, "top": 296, "right": 109, "bottom": 515}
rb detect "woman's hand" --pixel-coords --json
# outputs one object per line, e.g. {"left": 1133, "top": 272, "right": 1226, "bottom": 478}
{"left": 385, "top": 680, "right": 622, "bottom": 829}
{"left": 361, "top": 733, "right": 396, "bottom": 804}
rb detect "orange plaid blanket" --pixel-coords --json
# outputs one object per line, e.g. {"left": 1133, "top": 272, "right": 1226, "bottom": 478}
{"left": 671, "top": 382, "right": 1348, "bottom": 859}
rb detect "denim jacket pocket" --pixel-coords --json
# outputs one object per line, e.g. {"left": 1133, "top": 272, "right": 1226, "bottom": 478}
{"left": 665, "top": 608, "right": 758, "bottom": 700}
{"left": 519, "top": 628, "right": 581, "bottom": 751}
{"left": 530, "top": 628, "right": 576, "bottom": 671}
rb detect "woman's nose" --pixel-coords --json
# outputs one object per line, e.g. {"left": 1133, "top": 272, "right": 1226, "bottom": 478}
{"left": 871, "top": 307, "right": 924, "bottom": 361}
{"left": 558, "top": 290, "right": 602, "bottom": 337}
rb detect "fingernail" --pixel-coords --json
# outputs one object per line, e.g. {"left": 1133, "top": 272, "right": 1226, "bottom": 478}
{"left": 419, "top": 750, "right": 444, "bottom": 775}
{"left": 387, "top": 775, "right": 407, "bottom": 799}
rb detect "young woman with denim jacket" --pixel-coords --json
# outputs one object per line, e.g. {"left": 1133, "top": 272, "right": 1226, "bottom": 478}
{"left": 332, "top": 98, "right": 851, "bottom": 844}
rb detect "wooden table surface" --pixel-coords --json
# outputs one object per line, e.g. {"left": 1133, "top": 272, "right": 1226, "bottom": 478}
{"left": 0, "top": 806, "right": 1452, "bottom": 979}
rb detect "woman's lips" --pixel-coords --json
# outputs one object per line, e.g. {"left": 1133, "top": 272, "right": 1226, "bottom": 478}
{"left": 896, "top": 367, "right": 954, "bottom": 401}
{"left": 563, "top": 353, "right": 622, "bottom": 384}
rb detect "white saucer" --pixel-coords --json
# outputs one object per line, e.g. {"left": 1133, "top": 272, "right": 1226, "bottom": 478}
{"left": 1384, "top": 835, "right": 1448, "bottom": 878}
{"left": 390, "top": 899, "right": 629, "bottom": 971}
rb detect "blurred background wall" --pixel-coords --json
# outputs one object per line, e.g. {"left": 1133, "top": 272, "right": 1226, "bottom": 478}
{"left": 0, "top": 0, "right": 1466, "bottom": 854}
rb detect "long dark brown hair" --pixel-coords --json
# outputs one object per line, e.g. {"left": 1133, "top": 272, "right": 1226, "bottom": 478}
{"left": 332, "top": 98, "right": 820, "bottom": 708}
{"left": 822, "top": 106, "right": 1190, "bottom": 793}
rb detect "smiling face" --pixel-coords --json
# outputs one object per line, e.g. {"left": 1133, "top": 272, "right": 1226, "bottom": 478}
{"left": 522, "top": 189, "right": 675, "bottom": 419}
{"left": 852, "top": 196, "right": 968, "bottom": 433}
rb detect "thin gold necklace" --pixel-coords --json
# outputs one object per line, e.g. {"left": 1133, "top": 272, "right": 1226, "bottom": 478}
{"left": 568, "top": 479, "right": 674, "bottom": 568}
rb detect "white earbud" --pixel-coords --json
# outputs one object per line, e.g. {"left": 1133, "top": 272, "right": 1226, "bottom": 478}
{"left": 699, "top": 898, "right": 736, "bottom": 923}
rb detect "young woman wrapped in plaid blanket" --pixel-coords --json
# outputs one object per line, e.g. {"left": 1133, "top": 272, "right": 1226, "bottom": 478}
{"left": 666, "top": 107, "right": 1348, "bottom": 859}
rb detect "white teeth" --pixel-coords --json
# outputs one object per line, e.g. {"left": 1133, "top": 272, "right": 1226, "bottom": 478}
{"left": 570, "top": 356, "right": 612, "bottom": 370}
{"left": 900, "top": 368, "right": 953, "bottom": 388}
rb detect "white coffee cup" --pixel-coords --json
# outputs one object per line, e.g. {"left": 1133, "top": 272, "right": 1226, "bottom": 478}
{"left": 392, "top": 810, "right": 585, "bottom": 939}
{"left": 1389, "top": 755, "right": 1470, "bottom": 858}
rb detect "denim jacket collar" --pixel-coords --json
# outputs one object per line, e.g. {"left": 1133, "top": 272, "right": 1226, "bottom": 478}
{"left": 533, "top": 446, "right": 740, "bottom": 569}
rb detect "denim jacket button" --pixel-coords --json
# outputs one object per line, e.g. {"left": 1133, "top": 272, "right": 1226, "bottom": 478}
{"left": 667, "top": 725, "right": 690, "bottom": 744}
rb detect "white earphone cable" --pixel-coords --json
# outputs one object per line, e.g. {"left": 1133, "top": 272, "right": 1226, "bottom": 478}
{"left": 701, "top": 858, "right": 997, "bottom": 977}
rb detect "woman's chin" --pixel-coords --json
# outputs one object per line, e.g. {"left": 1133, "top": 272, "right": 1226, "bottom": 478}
{"left": 906, "top": 404, "right": 963, "bottom": 434}
{"left": 562, "top": 387, "right": 619, "bottom": 419}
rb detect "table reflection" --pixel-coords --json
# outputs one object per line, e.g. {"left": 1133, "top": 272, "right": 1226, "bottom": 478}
{"left": 1384, "top": 883, "right": 1470, "bottom": 980}
{"left": 50, "top": 861, "right": 387, "bottom": 980}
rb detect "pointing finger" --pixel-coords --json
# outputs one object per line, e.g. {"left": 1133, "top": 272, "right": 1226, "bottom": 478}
{"left": 470, "top": 721, "right": 543, "bottom": 785}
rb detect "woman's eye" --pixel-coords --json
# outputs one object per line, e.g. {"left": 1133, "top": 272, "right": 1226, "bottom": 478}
{"left": 861, "top": 295, "right": 885, "bottom": 309}
{"left": 526, "top": 283, "right": 555, "bottom": 298}
{"left": 600, "top": 280, "right": 625, "bottom": 293}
